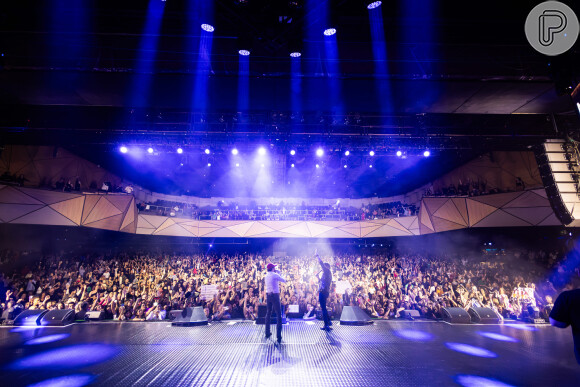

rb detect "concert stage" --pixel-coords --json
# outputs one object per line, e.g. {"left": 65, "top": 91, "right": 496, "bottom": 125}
{"left": 1, "top": 320, "right": 579, "bottom": 386}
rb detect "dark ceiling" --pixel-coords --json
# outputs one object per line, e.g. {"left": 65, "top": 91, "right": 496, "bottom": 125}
{"left": 0, "top": 0, "right": 579, "bottom": 198}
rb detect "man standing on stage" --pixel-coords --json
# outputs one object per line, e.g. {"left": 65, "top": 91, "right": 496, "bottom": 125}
{"left": 316, "top": 251, "right": 333, "bottom": 331}
{"left": 264, "top": 262, "right": 286, "bottom": 343}
{"left": 550, "top": 288, "right": 580, "bottom": 364}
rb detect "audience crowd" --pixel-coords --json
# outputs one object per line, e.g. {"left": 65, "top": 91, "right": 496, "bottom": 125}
{"left": 0, "top": 247, "right": 574, "bottom": 324}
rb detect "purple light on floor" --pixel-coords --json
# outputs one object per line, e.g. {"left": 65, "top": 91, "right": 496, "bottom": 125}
{"left": 9, "top": 344, "right": 119, "bottom": 370}
{"left": 119, "top": 146, "right": 128, "bottom": 154}
{"left": 455, "top": 375, "right": 516, "bottom": 387}
{"left": 25, "top": 334, "right": 70, "bottom": 345}
{"left": 27, "top": 374, "right": 96, "bottom": 387}
{"left": 324, "top": 28, "right": 336, "bottom": 36}
{"left": 394, "top": 329, "right": 433, "bottom": 342}
{"left": 504, "top": 323, "right": 537, "bottom": 331}
{"left": 445, "top": 343, "right": 497, "bottom": 358}
{"left": 239, "top": 49, "right": 250, "bottom": 56}
{"left": 201, "top": 23, "right": 214, "bottom": 32}
{"left": 478, "top": 332, "right": 518, "bottom": 343}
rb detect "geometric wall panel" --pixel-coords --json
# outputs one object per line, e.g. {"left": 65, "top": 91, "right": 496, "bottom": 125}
{"left": 306, "top": 222, "right": 335, "bottom": 237}
{"left": 0, "top": 186, "right": 43, "bottom": 205}
{"left": 245, "top": 222, "right": 276, "bottom": 237}
{"left": 19, "top": 188, "right": 82, "bottom": 206}
{"left": 419, "top": 204, "right": 434, "bottom": 231}
{"left": 0, "top": 203, "right": 44, "bottom": 223}
{"left": 81, "top": 195, "right": 102, "bottom": 224}
{"left": 83, "top": 197, "right": 122, "bottom": 225}
{"left": 471, "top": 209, "right": 531, "bottom": 228}
{"left": 471, "top": 191, "right": 522, "bottom": 209}
{"left": 503, "top": 191, "right": 549, "bottom": 208}
{"left": 104, "top": 195, "right": 133, "bottom": 212}
{"left": 431, "top": 216, "right": 466, "bottom": 232}
{"left": 503, "top": 207, "right": 553, "bottom": 226}
{"left": 227, "top": 222, "right": 255, "bottom": 237}
{"left": 451, "top": 198, "right": 469, "bottom": 225}
{"left": 83, "top": 213, "right": 124, "bottom": 231}
{"left": 433, "top": 199, "right": 468, "bottom": 226}
{"left": 50, "top": 196, "right": 85, "bottom": 225}
{"left": 10, "top": 206, "right": 78, "bottom": 226}
{"left": 466, "top": 199, "right": 497, "bottom": 227}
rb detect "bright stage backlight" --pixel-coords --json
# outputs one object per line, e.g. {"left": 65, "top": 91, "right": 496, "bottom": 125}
{"left": 316, "top": 164, "right": 320, "bottom": 168}
{"left": 396, "top": 150, "right": 402, "bottom": 157}
{"left": 147, "top": 147, "right": 154, "bottom": 154}
{"left": 369, "top": 150, "right": 375, "bottom": 156}
{"left": 290, "top": 150, "right": 296, "bottom": 155}
{"left": 177, "top": 148, "right": 183, "bottom": 154}
{"left": 316, "top": 148, "right": 324, "bottom": 157}
{"left": 344, "top": 150, "right": 350, "bottom": 156}
{"left": 205, "top": 149, "right": 210, "bottom": 155}
{"left": 424, "top": 150, "right": 430, "bottom": 157}
{"left": 367, "top": 1, "right": 382, "bottom": 9}
{"left": 232, "top": 148, "right": 239, "bottom": 155}
{"left": 290, "top": 52, "right": 301, "bottom": 58}
{"left": 201, "top": 24, "right": 214, "bottom": 32}
{"left": 239, "top": 49, "right": 250, "bottom": 56}
{"left": 323, "top": 28, "right": 336, "bottom": 36}
{"left": 291, "top": 164, "right": 295, "bottom": 168}
{"left": 258, "top": 147, "right": 266, "bottom": 155}
{"left": 119, "top": 146, "right": 128, "bottom": 154}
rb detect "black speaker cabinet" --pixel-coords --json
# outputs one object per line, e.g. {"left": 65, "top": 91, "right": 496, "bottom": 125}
{"left": 14, "top": 309, "right": 49, "bottom": 326}
{"left": 172, "top": 307, "right": 208, "bottom": 326}
{"left": 256, "top": 304, "right": 287, "bottom": 325}
{"left": 442, "top": 307, "right": 471, "bottom": 324}
{"left": 40, "top": 309, "right": 75, "bottom": 326}
{"left": 468, "top": 307, "right": 501, "bottom": 324}
{"left": 339, "top": 306, "right": 372, "bottom": 326}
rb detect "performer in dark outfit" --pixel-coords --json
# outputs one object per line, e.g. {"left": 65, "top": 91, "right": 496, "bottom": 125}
{"left": 264, "top": 262, "right": 286, "bottom": 343}
{"left": 316, "top": 251, "right": 333, "bottom": 331}
{"left": 550, "top": 288, "right": 580, "bottom": 364}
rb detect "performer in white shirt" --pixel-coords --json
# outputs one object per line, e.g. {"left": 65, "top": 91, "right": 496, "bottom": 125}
{"left": 264, "top": 262, "right": 286, "bottom": 343}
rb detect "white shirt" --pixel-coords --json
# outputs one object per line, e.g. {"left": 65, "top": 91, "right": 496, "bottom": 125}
{"left": 264, "top": 271, "right": 286, "bottom": 294}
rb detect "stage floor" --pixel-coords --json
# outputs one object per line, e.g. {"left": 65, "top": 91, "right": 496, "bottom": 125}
{"left": 0, "top": 320, "right": 579, "bottom": 387}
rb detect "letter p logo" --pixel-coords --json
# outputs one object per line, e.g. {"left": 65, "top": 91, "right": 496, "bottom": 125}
{"left": 539, "top": 10, "right": 567, "bottom": 46}
{"left": 526, "top": 1, "right": 579, "bottom": 56}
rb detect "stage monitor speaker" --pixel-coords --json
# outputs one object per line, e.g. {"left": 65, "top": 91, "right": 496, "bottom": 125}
{"left": 468, "top": 307, "right": 500, "bottom": 324}
{"left": 86, "top": 311, "right": 104, "bottom": 321}
{"left": 171, "top": 307, "right": 208, "bottom": 326}
{"left": 256, "top": 304, "right": 287, "bottom": 325}
{"left": 401, "top": 310, "right": 420, "bottom": 319}
{"left": 168, "top": 310, "right": 183, "bottom": 320}
{"left": 340, "top": 306, "right": 372, "bottom": 326}
{"left": 442, "top": 307, "right": 471, "bottom": 324}
{"left": 14, "top": 309, "right": 49, "bottom": 326}
{"left": 40, "top": 309, "right": 75, "bottom": 326}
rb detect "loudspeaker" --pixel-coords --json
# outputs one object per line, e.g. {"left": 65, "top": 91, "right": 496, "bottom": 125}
{"left": 14, "top": 309, "right": 49, "bottom": 326}
{"left": 40, "top": 309, "right": 75, "bottom": 326}
{"left": 468, "top": 307, "right": 500, "bottom": 324}
{"left": 340, "top": 306, "right": 372, "bottom": 326}
{"left": 442, "top": 307, "right": 471, "bottom": 324}
{"left": 171, "top": 307, "right": 208, "bottom": 326}
{"left": 256, "top": 304, "right": 287, "bottom": 325}
{"left": 86, "top": 310, "right": 104, "bottom": 321}
{"left": 401, "top": 310, "right": 420, "bottom": 319}
{"left": 168, "top": 310, "right": 183, "bottom": 320}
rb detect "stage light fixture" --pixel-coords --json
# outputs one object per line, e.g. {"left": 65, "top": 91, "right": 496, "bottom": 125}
{"left": 205, "top": 149, "right": 210, "bottom": 155}
{"left": 424, "top": 150, "right": 430, "bottom": 157}
{"left": 177, "top": 148, "right": 183, "bottom": 154}
{"left": 232, "top": 148, "right": 239, "bottom": 155}
{"left": 120, "top": 146, "right": 128, "bottom": 154}
{"left": 369, "top": 164, "right": 373, "bottom": 168}
{"left": 291, "top": 164, "right": 295, "bottom": 168}
{"left": 316, "top": 164, "right": 320, "bottom": 168}
{"left": 207, "top": 163, "right": 211, "bottom": 167}
{"left": 316, "top": 148, "right": 324, "bottom": 157}
{"left": 290, "top": 52, "right": 302, "bottom": 58}
{"left": 344, "top": 164, "right": 347, "bottom": 168}
{"left": 239, "top": 49, "right": 250, "bottom": 56}
{"left": 236, "top": 163, "right": 240, "bottom": 167}
{"left": 290, "top": 150, "right": 296, "bottom": 156}
{"left": 396, "top": 150, "right": 402, "bottom": 157}
{"left": 369, "top": 150, "right": 375, "bottom": 156}
{"left": 258, "top": 147, "right": 266, "bottom": 155}
{"left": 324, "top": 28, "right": 337, "bottom": 36}
{"left": 344, "top": 150, "right": 350, "bottom": 156}
{"left": 147, "top": 147, "right": 154, "bottom": 154}
{"left": 201, "top": 24, "right": 214, "bottom": 32}
{"left": 367, "top": 1, "right": 382, "bottom": 9}
{"left": 261, "top": 163, "right": 265, "bottom": 168}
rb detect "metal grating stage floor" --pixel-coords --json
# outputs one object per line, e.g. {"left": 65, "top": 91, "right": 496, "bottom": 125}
{"left": 1, "top": 320, "right": 579, "bottom": 387}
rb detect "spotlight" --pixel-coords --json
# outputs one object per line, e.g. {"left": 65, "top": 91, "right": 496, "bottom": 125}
{"left": 369, "top": 150, "right": 375, "bottom": 156}
{"left": 290, "top": 150, "right": 296, "bottom": 156}
{"left": 239, "top": 49, "right": 250, "bottom": 56}
{"left": 201, "top": 24, "right": 215, "bottom": 32}
{"left": 236, "top": 163, "right": 240, "bottom": 167}
{"left": 369, "top": 164, "right": 373, "bottom": 168}
{"left": 261, "top": 163, "right": 265, "bottom": 168}
{"left": 324, "top": 28, "right": 337, "bottom": 36}
{"left": 367, "top": 1, "right": 382, "bottom": 9}
{"left": 344, "top": 150, "right": 350, "bottom": 156}
{"left": 177, "top": 148, "right": 183, "bottom": 154}
{"left": 396, "top": 150, "right": 402, "bottom": 157}
{"left": 232, "top": 148, "right": 239, "bottom": 155}
{"left": 120, "top": 146, "right": 128, "bottom": 154}
{"left": 207, "top": 163, "right": 211, "bottom": 167}
{"left": 344, "top": 164, "right": 347, "bottom": 168}
{"left": 316, "top": 148, "right": 324, "bottom": 157}
{"left": 147, "top": 147, "right": 154, "bottom": 154}
{"left": 316, "top": 164, "right": 320, "bottom": 168}
{"left": 291, "top": 164, "right": 295, "bottom": 168}
{"left": 258, "top": 147, "right": 266, "bottom": 155}
{"left": 205, "top": 148, "right": 210, "bottom": 155}
{"left": 290, "top": 52, "right": 302, "bottom": 58}
{"left": 424, "top": 150, "right": 430, "bottom": 157}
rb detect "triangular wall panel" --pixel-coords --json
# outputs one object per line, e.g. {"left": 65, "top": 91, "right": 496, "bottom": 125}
{"left": 366, "top": 224, "right": 413, "bottom": 237}
{"left": 502, "top": 191, "right": 549, "bottom": 208}
{"left": 431, "top": 216, "right": 466, "bottom": 233}
{"left": 245, "top": 222, "right": 276, "bottom": 237}
{"left": 179, "top": 224, "right": 199, "bottom": 236}
{"left": 155, "top": 224, "right": 196, "bottom": 237}
{"left": 104, "top": 195, "right": 133, "bottom": 212}
{"left": 538, "top": 213, "right": 562, "bottom": 226}
{"left": 419, "top": 204, "right": 434, "bottom": 231}
{"left": 338, "top": 223, "right": 361, "bottom": 237}
{"left": 394, "top": 216, "right": 416, "bottom": 229}
{"left": 203, "top": 228, "right": 243, "bottom": 238}
{"left": 317, "top": 228, "right": 363, "bottom": 239}
{"left": 471, "top": 192, "right": 522, "bottom": 208}
{"left": 11, "top": 206, "right": 77, "bottom": 226}
{"left": 197, "top": 227, "right": 222, "bottom": 237}
{"left": 81, "top": 195, "right": 102, "bottom": 223}
{"left": 433, "top": 200, "right": 467, "bottom": 226}
{"left": 139, "top": 214, "right": 166, "bottom": 229}
{"left": 84, "top": 214, "right": 124, "bottom": 231}
{"left": 503, "top": 207, "right": 554, "bottom": 225}
{"left": 136, "top": 227, "right": 155, "bottom": 235}
{"left": 533, "top": 188, "right": 548, "bottom": 198}
{"left": 279, "top": 222, "right": 311, "bottom": 237}
{"left": 387, "top": 219, "right": 413, "bottom": 233}
{"left": 306, "top": 222, "right": 335, "bottom": 237}
{"left": 137, "top": 215, "right": 157, "bottom": 229}
{"left": 0, "top": 186, "right": 43, "bottom": 205}
{"left": 227, "top": 222, "right": 255, "bottom": 237}
{"left": 423, "top": 198, "right": 450, "bottom": 215}
{"left": 360, "top": 223, "right": 383, "bottom": 237}
{"left": 50, "top": 196, "right": 85, "bottom": 225}
{"left": 19, "top": 188, "right": 82, "bottom": 205}
{"left": 120, "top": 199, "right": 136, "bottom": 231}
{"left": 466, "top": 199, "right": 497, "bottom": 226}
{"left": 154, "top": 218, "right": 176, "bottom": 234}
{"left": 266, "top": 221, "right": 302, "bottom": 231}
{"left": 472, "top": 209, "right": 531, "bottom": 228}
{"left": 451, "top": 198, "right": 469, "bottom": 225}
{"left": 83, "top": 197, "right": 122, "bottom": 224}
{"left": 0, "top": 203, "right": 45, "bottom": 223}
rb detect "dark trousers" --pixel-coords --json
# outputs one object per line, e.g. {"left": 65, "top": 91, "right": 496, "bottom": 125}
{"left": 265, "top": 293, "right": 282, "bottom": 340}
{"left": 319, "top": 290, "right": 331, "bottom": 327}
